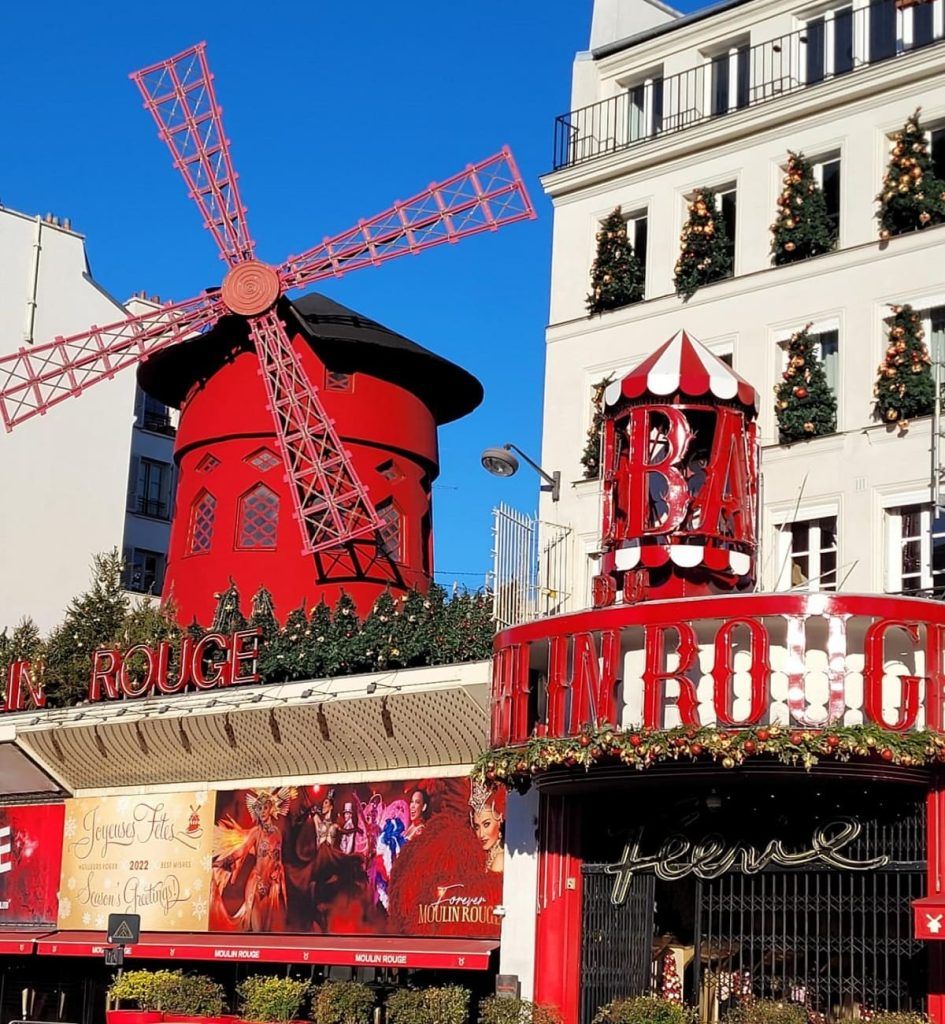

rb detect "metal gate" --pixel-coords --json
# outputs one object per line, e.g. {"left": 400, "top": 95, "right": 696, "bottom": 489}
{"left": 581, "top": 867, "right": 656, "bottom": 1024}
{"left": 697, "top": 803, "right": 927, "bottom": 1015}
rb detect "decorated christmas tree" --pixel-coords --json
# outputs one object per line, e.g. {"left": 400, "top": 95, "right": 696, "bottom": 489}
{"left": 674, "top": 188, "right": 733, "bottom": 299}
{"left": 774, "top": 325, "right": 837, "bottom": 443}
{"left": 587, "top": 207, "right": 645, "bottom": 315}
{"left": 874, "top": 304, "right": 935, "bottom": 430}
{"left": 581, "top": 375, "right": 615, "bottom": 479}
{"left": 771, "top": 151, "right": 837, "bottom": 264}
{"left": 660, "top": 952, "right": 683, "bottom": 1004}
{"left": 211, "top": 579, "right": 246, "bottom": 633}
{"left": 877, "top": 109, "right": 945, "bottom": 238}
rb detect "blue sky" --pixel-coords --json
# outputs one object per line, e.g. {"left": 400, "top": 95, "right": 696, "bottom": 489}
{"left": 0, "top": 0, "right": 701, "bottom": 591}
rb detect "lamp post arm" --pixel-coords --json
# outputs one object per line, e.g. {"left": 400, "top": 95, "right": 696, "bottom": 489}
{"left": 505, "top": 444, "right": 561, "bottom": 502}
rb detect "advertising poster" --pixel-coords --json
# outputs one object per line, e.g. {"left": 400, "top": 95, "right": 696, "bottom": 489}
{"left": 0, "top": 803, "right": 64, "bottom": 925}
{"left": 59, "top": 791, "right": 214, "bottom": 931}
{"left": 211, "top": 778, "right": 504, "bottom": 938}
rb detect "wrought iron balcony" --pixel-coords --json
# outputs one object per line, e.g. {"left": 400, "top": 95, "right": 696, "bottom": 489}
{"left": 552, "top": 0, "right": 942, "bottom": 171}
{"left": 133, "top": 495, "right": 170, "bottom": 520}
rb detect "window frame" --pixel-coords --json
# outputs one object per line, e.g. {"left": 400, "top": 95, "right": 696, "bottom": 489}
{"left": 885, "top": 502, "right": 945, "bottom": 595}
{"left": 376, "top": 500, "right": 403, "bottom": 562}
{"left": 125, "top": 547, "right": 166, "bottom": 594}
{"left": 188, "top": 488, "right": 217, "bottom": 556}
{"left": 236, "top": 483, "right": 280, "bottom": 551}
{"left": 775, "top": 511, "right": 839, "bottom": 591}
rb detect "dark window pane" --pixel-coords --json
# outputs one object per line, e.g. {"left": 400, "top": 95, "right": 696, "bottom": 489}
{"left": 818, "top": 516, "right": 837, "bottom": 549}
{"left": 720, "top": 191, "right": 737, "bottom": 272}
{"left": 806, "top": 17, "right": 826, "bottom": 83}
{"left": 821, "top": 160, "right": 841, "bottom": 236}
{"left": 913, "top": 1, "right": 934, "bottom": 48}
{"left": 634, "top": 217, "right": 648, "bottom": 273}
{"left": 932, "top": 129, "right": 945, "bottom": 181}
{"left": 820, "top": 550, "right": 838, "bottom": 589}
{"left": 901, "top": 506, "right": 922, "bottom": 538}
{"left": 736, "top": 47, "right": 750, "bottom": 109}
{"left": 869, "top": 0, "right": 897, "bottom": 62}
{"left": 903, "top": 539, "right": 921, "bottom": 574}
{"left": 835, "top": 7, "right": 855, "bottom": 73}
{"left": 712, "top": 54, "right": 729, "bottom": 115}
{"left": 791, "top": 521, "right": 810, "bottom": 552}
{"left": 651, "top": 77, "right": 664, "bottom": 135}
{"left": 933, "top": 535, "right": 945, "bottom": 573}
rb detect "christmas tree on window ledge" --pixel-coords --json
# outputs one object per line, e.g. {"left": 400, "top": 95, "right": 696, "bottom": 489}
{"left": 874, "top": 304, "right": 934, "bottom": 431}
{"left": 580, "top": 375, "right": 614, "bottom": 480}
{"left": 674, "top": 188, "right": 733, "bottom": 300}
{"left": 586, "top": 207, "right": 644, "bottom": 315}
{"left": 774, "top": 325, "right": 837, "bottom": 444}
{"left": 877, "top": 109, "right": 945, "bottom": 239}
{"left": 771, "top": 151, "right": 837, "bottom": 265}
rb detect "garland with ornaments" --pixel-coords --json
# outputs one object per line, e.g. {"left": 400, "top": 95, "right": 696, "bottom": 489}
{"left": 674, "top": 187, "right": 733, "bottom": 300}
{"left": 773, "top": 324, "right": 837, "bottom": 443}
{"left": 472, "top": 723, "right": 945, "bottom": 788}
{"left": 873, "top": 303, "right": 934, "bottom": 431}
{"left": 581, "top": 375, "right": 615, "bottom": 480}
{"left": 771, "top": 151, "right": 837, "bottom": 265}
{"left": 877, "top": 108, "right": 945, "bottom": 239}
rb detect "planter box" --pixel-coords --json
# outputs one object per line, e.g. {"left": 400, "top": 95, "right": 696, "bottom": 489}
{"left": 106, "top": 1012, "right": 164, "bottom": 1024}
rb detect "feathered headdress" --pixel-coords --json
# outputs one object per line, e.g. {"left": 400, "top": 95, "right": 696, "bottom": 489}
{"left": 245, "top": 786, "right": 296, "bottom": 824}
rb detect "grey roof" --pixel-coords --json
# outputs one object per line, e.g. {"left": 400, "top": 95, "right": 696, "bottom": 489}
{"left": 592, "top": 0, "right": 753, "bottom": 59}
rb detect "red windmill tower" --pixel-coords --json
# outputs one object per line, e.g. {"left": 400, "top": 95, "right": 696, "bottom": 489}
{"left": 0, "top": 44, "right": 534, "bottom": 625}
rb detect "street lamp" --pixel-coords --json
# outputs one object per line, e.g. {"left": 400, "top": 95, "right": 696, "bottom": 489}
{"left": 481, "top": 443, "right": 561, "bottom": 502}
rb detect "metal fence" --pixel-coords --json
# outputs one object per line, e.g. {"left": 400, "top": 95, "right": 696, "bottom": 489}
{"left": 553, "top": 0, "right": 943, "bottom": 170}
{"left": 490, "top": 503, "right": 573, "bottom": 628}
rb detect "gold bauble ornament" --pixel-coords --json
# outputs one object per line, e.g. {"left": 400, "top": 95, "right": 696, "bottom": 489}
{"left": 784, "top": 241, "right": 796, "bottom": 251}
{"left": 803, "top": 422, "right": 815, "bottom": 433}
{"left": 886, "top": 408, "right": 899, "bottom": 421}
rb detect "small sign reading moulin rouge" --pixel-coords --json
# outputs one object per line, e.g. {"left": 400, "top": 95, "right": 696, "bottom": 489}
{"left": 54, "top": 777, "right": 502, "bottom": 939}
{"left": 2, "top": 628, "right": 262, "bottom": 713}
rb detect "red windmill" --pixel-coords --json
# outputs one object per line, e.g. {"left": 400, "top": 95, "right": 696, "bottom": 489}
{"left": 0, "top": 43, "right": 534, "bottom": 625}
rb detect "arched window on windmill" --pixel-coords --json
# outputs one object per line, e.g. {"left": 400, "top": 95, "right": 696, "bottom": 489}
{"left": 376, "top": 500, "right": 403, "bottom": 562}
{"left": 188, "top": 489, "right": 217, "bottom": 555}
{"left": 237, "top": 484, "right": 279, "bottom": 550}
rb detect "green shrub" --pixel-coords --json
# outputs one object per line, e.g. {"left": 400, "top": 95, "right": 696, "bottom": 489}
{"left": 238, "top": 976, "right": 310, "bottom": 1023}
{"left": 312, "top": 981, "right": 375, "bottom": 1024}
{"left": 386, "top": 987, "right": 470, "bottom": 1024}
{"left": 593, "top": 996, "right": 694, "bottom": 1024}
{"left": 723, "top": 1002, "right": 805, "bottom": 1024}
{"left": 479, "top": 996, "right": 561, "bottom": 1024}
{"left": 867, "top": 1015, "right": 932, "bottom": 1024}
{"left": 108, "top": 971, "right": 224, "bottom": 1016}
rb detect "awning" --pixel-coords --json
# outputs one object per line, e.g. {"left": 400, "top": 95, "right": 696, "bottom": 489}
{"left": 0, "top": 930, "right": 52, "bottom": 955}
{"left": 37, "top": 932, "right": 498, "bottom": 971}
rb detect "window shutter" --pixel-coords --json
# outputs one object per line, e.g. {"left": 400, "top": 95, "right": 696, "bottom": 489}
{"left": 806, "top": 17, "right": 826, "bottom": 83}
{"left": 869, "top": 0, "right": 897, "bottom": 62}
{"left": 126, "top": 455, "right": 140, "bottom": 512}
{"left": 736, "top": 47, "right": 750, "bottom": 109}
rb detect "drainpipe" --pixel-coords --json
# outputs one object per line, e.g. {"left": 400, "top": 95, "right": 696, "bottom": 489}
{"left": 24, "top": 215, "right": 43, "bottom": 343}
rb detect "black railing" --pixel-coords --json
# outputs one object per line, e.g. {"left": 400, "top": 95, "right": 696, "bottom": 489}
{"left": 141, "top": 413, "right": 176, "bottom": 437}
{"left": 134, "top": 496, "right": 169, "bottom": 520}
{"left": 553, "top": 0, "right": 943, "bottom": 170}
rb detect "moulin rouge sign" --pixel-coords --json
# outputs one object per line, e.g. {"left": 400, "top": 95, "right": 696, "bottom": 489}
{"left": 2, "top": 628, "right": 262, "bottom": 714}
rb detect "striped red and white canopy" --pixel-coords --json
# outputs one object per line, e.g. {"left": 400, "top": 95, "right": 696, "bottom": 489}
{"left": 604, "top": 330, "right": 758, "bottom": 412}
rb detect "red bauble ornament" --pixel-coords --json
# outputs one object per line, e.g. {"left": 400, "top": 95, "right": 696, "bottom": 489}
{"left": 794, "top": 386, "right": 809, "bottom": 399}
{"left": 757, "top": 729, "right": 770, "bottom": 742}
{"left": 579, "top": 734, "right": 592, "bottom": 747}
{"left": 690, "top": 743, "right": 703, "bottom": 755}
{"left": 629, "top": 734, "right": 643, "bottom": 748}
{"left": 790, "top": 731, "right": 804, "bottom": 745}
{"left": 881, "top": 748, "right": 894, "bottom": 762}
{"left": 827, "top": 735, "right": 840, "bottom": 749}
{"left": 743, "top": 740, "right": 756, "bottom": 754}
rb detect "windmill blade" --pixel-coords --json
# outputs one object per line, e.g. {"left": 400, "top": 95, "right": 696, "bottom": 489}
{"left": 248, "top": 308, "right": 382, "bottom": 553}
{"left": 0, "top": 292, "right": 224, "bottom": 431}
{"left": 278, "top": 147, "right": 535, "bottom": 291}
{"left": 131, "top": 43, "right": 254, "bottom": 266}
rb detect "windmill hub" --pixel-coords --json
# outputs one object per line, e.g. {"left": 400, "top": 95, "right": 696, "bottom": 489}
{"left": 221, "top": 260, "right": 281, "bottom": 316}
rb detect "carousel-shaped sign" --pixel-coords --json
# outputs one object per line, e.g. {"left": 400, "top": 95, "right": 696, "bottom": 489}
{"left": 595, "top": 331, "right": 759, "bottom": 606}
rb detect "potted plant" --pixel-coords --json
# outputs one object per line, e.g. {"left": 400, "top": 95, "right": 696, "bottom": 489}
{"left": 107, "top": 970, "right": 177, "bottom": 1024}
{"left": 161, "top": 973, "right": 227, "bottom": 1024}
{"left": 386, "top": 986, "right": 469, "bottom": 1024}
{"left": 479, "top": 997, "right": 561, "bottom": 1024}
{"left": 593, "top": 997, "right": 695, "bottom": 1024}
{"left": 238, "top": 976, "right": 310, "bottom": 1024}
{"left": 312, "top": 981, "right": 375, "bottom": 1024}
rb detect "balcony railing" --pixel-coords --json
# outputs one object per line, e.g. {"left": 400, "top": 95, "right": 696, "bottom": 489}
{"left": 133, "top": 496, "right": 170, "bottom": 520}
{"left": 553, "top": 0, "right": 943, "bottom": 171}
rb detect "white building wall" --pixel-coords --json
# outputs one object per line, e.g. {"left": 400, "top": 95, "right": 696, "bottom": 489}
{"left": 498, "top": 787, "right": 540, "bottom": 997}
{"left": 0, "top": 208, "right": 171, "bottom": 631}
{"left": 540, "top": 10, "right": 945, "bottom": 606}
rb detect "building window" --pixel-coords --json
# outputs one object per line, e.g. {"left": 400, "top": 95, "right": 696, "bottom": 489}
{"left": 805, "top": 6, "right": 855, "bottom": 82}
{"left": 716, "top": 188, "right": 737, "bottom": 274}
{"left": 625, "top": 74, "right": 664, "bottom": 141}
{"left": 189, "top": 490, "right": 217, "bottom": 555}
{"left": 123, "top": 548, "right": 165, "bottom": 594}
{"left": 238, "top": 484, "right": 279, "bottom": 549}
{"left": 778, "top": 515, "right": 838, "bottom": 590}
{"left": 246, "top": 448, "right": 280, "bottom": 473}
{"left": 709, "top": 44, "right": 750, "bottom": 116}
{"left": 887, "top": 504, "right": 945, "bottom": 595}
{"left": 779, "top": 326, "right": 839, "bottom": 393}
{"left": 376, "top": 501, "right": 402, "bottom": 561}
{"left": 627, "top": 211, "right": 648, "bottom": 286}
{"left": 326, "top": 370, "right": 352, "bottom": 392}
{"left": 813, "top": 156, "right": 842, "bottom": 239}
{"left": 196, "top": 453, "right": 220, "bottom": 474}
{"left": 131, "top": 457, "right": 172, "bottom": 520}
{"left": 377, "top": 459, "right": 403, "bottom": 482}
{"left": 134, "top": 389, "right": 175, "bottom": 437}
{"left": 929, "top": 126, "right": 945, "bottom": 179}
{"left": 870, "top": 0, "right": 898, "bottom": 61}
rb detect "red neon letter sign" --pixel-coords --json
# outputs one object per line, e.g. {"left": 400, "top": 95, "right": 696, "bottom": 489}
{"left": 625, "top": 407, "right": 692, "bottom": 537}
{"left": 864, "top": 619, "right": 922, "bottom": 731}
{"left": 711, "top": 618, "right": 769, "bottom": 727}
{"left": 642, "top": 623, "right": 700, "bottom": 729}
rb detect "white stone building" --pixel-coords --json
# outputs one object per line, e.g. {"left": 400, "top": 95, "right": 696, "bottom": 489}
{"left": 537, "top": 0, "right": 945, "bottom": 612}
{"left": 0, "top": 206, "right": 175, "bottom": 632}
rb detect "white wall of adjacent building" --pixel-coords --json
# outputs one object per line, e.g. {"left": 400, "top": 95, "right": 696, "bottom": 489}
{"left": 0, "top": 207, "right": 173, "bottom": 633}
{"left": 539, "top": 0, "right": 945, "bottom": 611}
